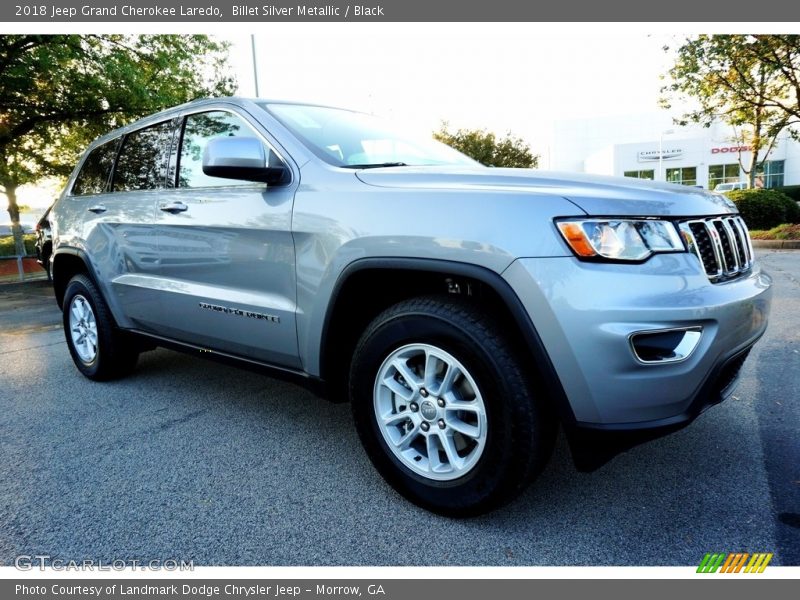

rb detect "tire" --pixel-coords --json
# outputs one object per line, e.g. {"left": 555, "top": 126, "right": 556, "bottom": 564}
{"left": 350, "top": 296, "right": 556, "bottom": 516}
{"left": 62, "top": 274, "right": 138, "bottom": 381}
{"left": 43, "top": 244, "right": 52, "bottom": 281}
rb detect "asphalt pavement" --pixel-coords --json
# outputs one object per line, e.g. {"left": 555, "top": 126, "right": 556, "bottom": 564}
{"left": 0, "top": 251, "right": 797, "bottom": 566}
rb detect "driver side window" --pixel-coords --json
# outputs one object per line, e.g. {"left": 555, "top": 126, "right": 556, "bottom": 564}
{"left": 178, "top": 111, "right": 263, "bottom": 189}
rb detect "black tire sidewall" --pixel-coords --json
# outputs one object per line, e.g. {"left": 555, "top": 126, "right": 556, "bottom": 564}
{"left": 43, "top": 246, "right": 52, "bottom": 280}
{"left": 62, "top": 275, "right": 111, "bottom": 379}
{"left": 351, "top": 308, "right": 535, "bottom": 515}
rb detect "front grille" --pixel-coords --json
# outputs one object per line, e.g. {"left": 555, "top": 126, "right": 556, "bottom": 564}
{"left": 679, "top": 216, "right": 754, "bottom": 283}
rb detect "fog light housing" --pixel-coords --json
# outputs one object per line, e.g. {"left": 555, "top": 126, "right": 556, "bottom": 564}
{"left": 629, "top": 327, "right": 703, "bottom": 364}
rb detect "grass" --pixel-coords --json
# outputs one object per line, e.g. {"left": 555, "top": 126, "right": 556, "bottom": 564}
{"left": 749, "top": 223, "right": 800, "bottom": 241}
{"left": 0, "top": 233, "right": 36, "bottom": 257}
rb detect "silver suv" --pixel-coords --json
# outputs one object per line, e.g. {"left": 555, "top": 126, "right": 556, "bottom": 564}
{"left": 50, "top": 98, "right": 772, "bottom": 515}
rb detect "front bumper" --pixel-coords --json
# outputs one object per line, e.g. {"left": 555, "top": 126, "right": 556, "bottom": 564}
{"left": 503, "top": 253, "right": 772, "bottom": 427}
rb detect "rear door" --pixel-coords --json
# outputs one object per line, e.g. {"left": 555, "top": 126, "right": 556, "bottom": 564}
{"left": 65, "top": 121, "right": 177, "bottom": 333}
{"left": 99, "top": 119, "right": 177, "bottom": 331}
{"left": 150, "top": 108, "right": 300, "bottom": 367}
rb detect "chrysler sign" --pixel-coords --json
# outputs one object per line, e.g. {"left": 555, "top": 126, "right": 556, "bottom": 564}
{"left": 638, "top": 148, "right": 683, "bottom": 162}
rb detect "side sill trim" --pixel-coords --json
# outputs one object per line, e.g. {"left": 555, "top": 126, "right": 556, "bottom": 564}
{"left": 125, "top": 329, "right": 327, "bottom": 397}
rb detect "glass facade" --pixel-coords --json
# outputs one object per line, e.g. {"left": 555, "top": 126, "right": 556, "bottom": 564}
{"left": 708, "top": 164, "right": 741, "bottom": 190}
{"left": 623, "top": 169, "right": 655, "bottom": 180}
{"left": 666, "top": 166, "right": 697, "bottom": 187}
{"left": 755, "top": 160, "right": 785, "bottom": 189}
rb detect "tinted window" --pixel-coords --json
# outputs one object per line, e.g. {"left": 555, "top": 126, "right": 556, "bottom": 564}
{"left": 71, "top": 138, "right": 121, "bottom": 196}
{"left": 178, "top": 111, "right": 261, "bottom": 188}
{"left": 113, "top": 121, "right": 175, "bottom": 192}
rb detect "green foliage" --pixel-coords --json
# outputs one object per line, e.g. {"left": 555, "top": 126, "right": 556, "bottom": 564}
{"left": 728, "top": 188, "right": 800, "bottom": 229}
{"left": 662, "top": 35, "right": 799, "bottom": 131}
{"left": 778, "top": 185, "right": 800, "bottom": 202}
{"left": 749, "top": 223, "right": 800, "bottom": 240}
{"left": 0, "top": 35, "right": 235, "bottom": 198}
{"left": 0, "top": 233, "right": 36, "bottom": 257}
{"left": 433, "top": 123, "right": 538, "bottom": 168}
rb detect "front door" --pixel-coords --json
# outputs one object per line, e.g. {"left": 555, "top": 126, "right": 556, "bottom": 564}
{"left": 151, "top": 108, "right": 300, "bottom": 368}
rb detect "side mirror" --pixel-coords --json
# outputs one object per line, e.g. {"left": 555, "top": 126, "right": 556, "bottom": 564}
{"left": 202, "top": 136, "right": 290, "bottom": 185}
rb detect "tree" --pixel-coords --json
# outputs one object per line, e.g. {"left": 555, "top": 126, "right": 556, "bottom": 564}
{"left": 434, "top": 123, "right": 538, "bottom": 168}
{"left": 661, "top": 35, "right": 800, "bottom": 188}
{"left": 0, "top": 35, "right": 235, "bottom": 256}
{"left": 747, "top": 35, "right": 800, "bottom": 127}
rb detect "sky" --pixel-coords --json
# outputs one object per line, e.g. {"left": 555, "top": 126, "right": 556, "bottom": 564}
{"left": 226, "top": 24, "right": 685, "bottom": 159}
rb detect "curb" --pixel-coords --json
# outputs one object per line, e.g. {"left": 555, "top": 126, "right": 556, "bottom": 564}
{"left": 0, "top": 273, "right": 49, "bottom": 285}
{"left": 752, "top": 240, "right": 800, "bottom": 250}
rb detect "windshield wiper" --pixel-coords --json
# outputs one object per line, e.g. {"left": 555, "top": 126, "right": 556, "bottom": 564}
{"left": 343, "top": 162, "right": 409, "bottom": 169}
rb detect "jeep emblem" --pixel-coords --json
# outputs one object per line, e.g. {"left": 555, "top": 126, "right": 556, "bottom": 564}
{"left": 420, "top": 400, "right": 437, "bottom": 421}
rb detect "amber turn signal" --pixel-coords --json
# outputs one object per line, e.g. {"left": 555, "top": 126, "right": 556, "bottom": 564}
{"left": 556, "top": 222, "right": 598, "bottom": 257}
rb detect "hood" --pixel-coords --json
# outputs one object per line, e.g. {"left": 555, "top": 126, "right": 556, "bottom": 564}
{"left": 355, "top": 167, "right": 737, "bottom": 217}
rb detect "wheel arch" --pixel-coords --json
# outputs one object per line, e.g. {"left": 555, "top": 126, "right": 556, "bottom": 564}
{"left": 319, "top": 257, "right": 576, "bottom": 425}
{"left": 52, "top": 247, "right": 101, "bottom": 310}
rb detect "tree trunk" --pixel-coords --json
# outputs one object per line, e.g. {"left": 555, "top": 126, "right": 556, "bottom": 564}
{"left": 747, "top": 149, "right": 758, "bottom": 189}
{"left": 4, "top": 182, "right": 26, "bottom": 258}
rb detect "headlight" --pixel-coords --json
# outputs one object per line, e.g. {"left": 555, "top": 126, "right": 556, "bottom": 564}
{"left": 556, "top": 218, "right": 685, "bottom": 261}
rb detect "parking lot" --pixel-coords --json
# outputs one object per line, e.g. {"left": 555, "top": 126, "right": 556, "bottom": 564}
{"left": 0, "top": 250, "right": 797, "bottom": 566}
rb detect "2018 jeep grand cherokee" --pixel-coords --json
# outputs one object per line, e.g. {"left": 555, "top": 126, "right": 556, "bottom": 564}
{"left": 50, "top": 98, "right": 772, "bottom": 515}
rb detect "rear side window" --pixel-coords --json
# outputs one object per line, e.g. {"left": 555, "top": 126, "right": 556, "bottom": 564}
{"left": 71, "top": 138, "right": 121, "bottom": 196}
{"left": 178, "top": 111, "right": 261, "bottom": 189}
{"left": 113, "top": 120, "right": 175, "bottom": 192}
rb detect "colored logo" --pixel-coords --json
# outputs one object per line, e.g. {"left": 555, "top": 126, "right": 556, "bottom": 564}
{"left": 697, "top": 552, "right": 773, "bottom": 573}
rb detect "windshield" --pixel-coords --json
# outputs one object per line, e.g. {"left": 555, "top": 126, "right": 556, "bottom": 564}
{"left": 260, "top": 102, "right": 479, "bottom": 168}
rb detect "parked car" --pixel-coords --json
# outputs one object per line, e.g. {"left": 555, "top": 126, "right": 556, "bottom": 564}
{"left": 48, "top": 98, "right": 773, "bottom": 515}
{"left": 35, "top": 205, "right": 53, "bottom": 280}
{"left": 714, "top": 181, "right": 747, "bottom": 193}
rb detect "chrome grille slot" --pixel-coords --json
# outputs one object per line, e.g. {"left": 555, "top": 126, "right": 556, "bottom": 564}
{"left": 713, "top": 219, "right": 737, "bottom": 271}
{"left": 679, "top": 216, "right": 753, "bottom": 283}
{"left": 730, "top": 217, "right": 753, "bottom": 264}
{"left": 687, "top": 221, "right": 721, "bottom": 277}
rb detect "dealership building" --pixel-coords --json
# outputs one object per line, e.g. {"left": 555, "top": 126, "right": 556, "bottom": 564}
{"left": 544, "top": 113, "right": 800, "bottom": 190}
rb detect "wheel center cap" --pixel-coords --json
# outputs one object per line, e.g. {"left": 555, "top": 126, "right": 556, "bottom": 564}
{"left": 420, "top": 400, "right": 437, "bottom": 421}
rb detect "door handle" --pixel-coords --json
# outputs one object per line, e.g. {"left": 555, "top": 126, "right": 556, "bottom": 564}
{"left": 159, "top": 201, "right": 188, "bottom": 214}
{"left": 87, "top": 205, "right": 107, "bottom": 214}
